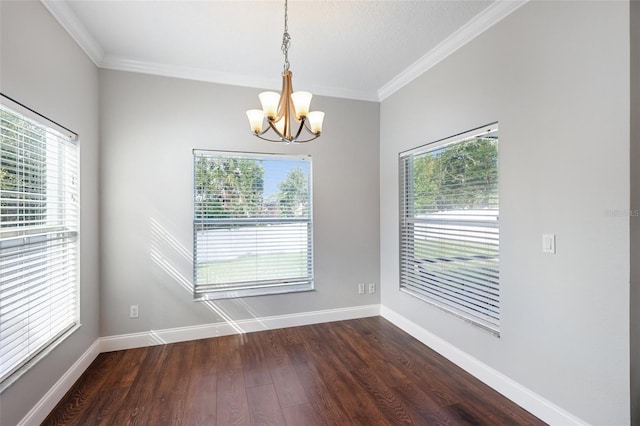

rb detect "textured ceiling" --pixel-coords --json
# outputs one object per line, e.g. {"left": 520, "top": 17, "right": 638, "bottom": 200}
{"left": 44, "top": 0, "right": 524, "bottom": 101}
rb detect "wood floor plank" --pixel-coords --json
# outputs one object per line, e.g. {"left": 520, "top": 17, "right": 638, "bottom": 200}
{"left": 245, "top": 383, "right": 286, "bottom": 426}
{"left": 146, "top": 341, "right": 196, "bottom": 425}
{"left": 393, "top": 381, "right": 470, "bottom": 426}
{"left": 109, "top": 345, "right": 169, "bottom": 425}
{"left": 332, "top": 320, "right": 410, "bottom": 387}
{"left": 86, "top": 387, "right": 130, "bottom": 426}
{"left": 268, "top": 364, "right": 308, "bottom": 408}
{"left": 291, "top": 358, "right": 356, "bottom": 424}
{"left": 330, "top": 319, "right": 465, "bottom": 424}
{"left": 240, "top": 332, "right": 273, "bottom": 389}
{"left": 452, "top": 384, "right": 542, "bottom": 426}
{"left": 281, "top": 402, "right": 324, "bottom": 426}
{"left": 44, "top": 317, "right": 546, "bottom": 426}
{"left": 257, "top": 330, "right": 309, "bottom": 408}
{"left": 108, "top": 346, "right": 150, "bottom": 388}
{"left": 217, "top": 334, "right": 243, "bottom": 372}
{"left": 355, "top": 316, "right": 480, "bottom": 406}
{"left": 183, "top": 338, "right": 218, "bottom": 426}
{"left": 301, "top": 323, "right": 392, "bottom": 424}
{"left": 347, "top": 363, "right": 426, "bottom": 425}
{"left": 272, "top": 327, "right": 312, "bottom": 367}
{"left": 281, "top": 328, "right": 354, "bottom": 424}
{"left": 358, "top": 317, "right": 545, "bottom": 424}
{"left": 42, "top": 351, "right": 124, "bottom": 426}
{"left": 76, "top": 347, "right": 150, "bottom": 425}
{"left": 216, "top": 368, "right": 251, "bottom": 426}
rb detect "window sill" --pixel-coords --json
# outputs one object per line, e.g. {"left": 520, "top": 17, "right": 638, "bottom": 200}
{"left": 195, "top": 281, "right": 314, "bottom": 301}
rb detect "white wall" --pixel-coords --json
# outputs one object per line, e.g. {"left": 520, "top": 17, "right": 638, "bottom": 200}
{"left": 99, "top": 70, "right": 380, "bottom": 336}
{"left": 0, "top": 1, "right": 100, "bottom": 425}
{"left": 379, "top": 1, "right": 630, "bottom": 424}
{"left": 630, "top": 1, "right": 640, "bottom": 424}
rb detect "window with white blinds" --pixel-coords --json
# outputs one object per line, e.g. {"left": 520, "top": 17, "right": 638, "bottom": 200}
{"left": 399, "top": 124, "right": 500, "bottom": 334}
{"left": 193, "top": 150, "right": 313, "bottom": 299}
{"left": 0, "top": 97, "right": 79, "bottom": 389}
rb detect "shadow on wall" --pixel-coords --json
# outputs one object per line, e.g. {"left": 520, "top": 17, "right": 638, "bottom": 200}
{"left": 148, "top": 217, "right": 267, "bottom": 337}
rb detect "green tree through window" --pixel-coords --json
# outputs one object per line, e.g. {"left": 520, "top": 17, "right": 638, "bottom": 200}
{"left": 1, "top": 108, "right": 47, "bottom": 229}
{"left": 414, "top": 137, "right": 498, "bottom": 214}
{"left": 399, "top": 125, "right": 500, "bottom": 334}
{"left": 193, "top": 151, "right": 313, "bottom": 299}
{"left": 277, "top": 167, "right": 309, "bottom": 217}
{"left": 0, "top": 101, "right": 79, "bottom": 387}
{"left": 194, "top": 156, "right": 265, "bottom": 221}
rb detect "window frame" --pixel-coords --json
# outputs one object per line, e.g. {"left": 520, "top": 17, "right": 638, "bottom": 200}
{"left": 192, "top": 149, "right": 314, "bottom": 300}
{"left": 398, "top": 123, "right": 500, "bottom": 334}
{"left": 0, "top": 94, "right": 80, "bottom": 391}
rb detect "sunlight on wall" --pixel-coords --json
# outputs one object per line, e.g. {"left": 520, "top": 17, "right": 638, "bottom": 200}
{"left": 149, "top": 217, "right": 267, "bottom": 335}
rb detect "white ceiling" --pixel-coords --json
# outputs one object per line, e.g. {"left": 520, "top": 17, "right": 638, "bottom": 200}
{"left": 42, "top": 0, "right": 526, "bottom": 101}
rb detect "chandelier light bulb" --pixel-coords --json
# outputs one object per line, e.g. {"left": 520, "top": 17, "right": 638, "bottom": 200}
{"left": 307, "top": 111, "right": 325, "bottom": 134}
{"left": 291, "top": 91, "right": 312, "bottom": 119}
{"left": 246, "top": 109, "right": 264, "bottom": 133}
{"left": 259, "top": 92, "right": 280, "bottom": 119}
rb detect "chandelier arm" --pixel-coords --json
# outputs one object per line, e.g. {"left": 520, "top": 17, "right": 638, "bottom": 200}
{"left": 257, "top": 124, "right": 273, "bottom": 137}
{"left": 255, "top": 120, "right": 286, "bottom": 142}
{"left": 265, "top": 119, "right": 286, "bottom": 140}
{"left": 257, "top": 119, "right": 319, "bottom": 144}
{"left": 274, "top": 73, "right": 290, "bottom": 124}
{"left": 254, "top": 132, "right": 319, "bottom": 144}
{"left": 302, "top": 119, "right": 319, "bottom": 136}
{"left": 254, "top": 133, "right": 288, "bottom": 143}
{"left": 291, "top": 118, "right": 306, "bottom": 142}
{"left": 290, "top": 132, "right": 320, "bottom": 143}
{"left": 270, "top": 108, "right": 287, "bottom": 128}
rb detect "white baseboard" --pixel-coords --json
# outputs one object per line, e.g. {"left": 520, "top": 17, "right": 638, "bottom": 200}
{"left": 100, "top": 330, "right": 166, "bottom": 352}
{"left": 380, "top": 305, "right": 588, "bottom": 426}
{"left": 99, "top": 304, "right": 381, "bottom": 351}
{"left": 17, "top": 339, "right": 102, "bottom": 426}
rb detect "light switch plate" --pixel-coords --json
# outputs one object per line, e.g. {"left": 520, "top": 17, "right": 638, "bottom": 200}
{"left": 542, "top": 234, "right": 556, "bottom": 254}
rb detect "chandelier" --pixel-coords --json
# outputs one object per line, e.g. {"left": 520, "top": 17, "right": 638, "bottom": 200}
{"left": 246, "top": 0, "right": 324, "bottom": 144}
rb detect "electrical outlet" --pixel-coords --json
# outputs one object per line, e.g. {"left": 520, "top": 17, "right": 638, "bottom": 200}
{"left": 368, "top": 283, "right": 376, "bottom": 294}
{"left": 358, "top": 283, "right": 365, "bottom": 294}
{"left": 130, "top": 304, "right": 139, "bottom": 319}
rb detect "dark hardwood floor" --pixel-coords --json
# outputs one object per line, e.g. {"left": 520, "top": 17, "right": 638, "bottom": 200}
{"left": 43, "top": 317, "right": 545, "bottom": 425}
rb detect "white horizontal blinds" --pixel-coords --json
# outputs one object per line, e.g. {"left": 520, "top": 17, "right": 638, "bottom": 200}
{"left": 399, "top": 125, "right": 500, "bottom": 332}
{"left": 0, "top": 103, "right": 79, "bottom": 385}
{"left": 193, "top": 151, "right": 312, "bottom": 298}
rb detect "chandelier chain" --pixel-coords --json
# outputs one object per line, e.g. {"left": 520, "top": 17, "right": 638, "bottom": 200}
{"left": 281, "top": 0, "right": 290, "bottom": 71}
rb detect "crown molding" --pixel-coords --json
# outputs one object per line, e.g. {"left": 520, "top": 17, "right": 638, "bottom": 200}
{"left": 301, "top": 84, "right": 380, "bottom": 103}
{"left": 377, "top": 0, "right": 529, "bottom": 101}
{"left": 100, "top": 55, "right": 279, "bottom": 90}
{"left": 40, "top": 0, "right": 104, "bottom": 65}
{"left": 100, "top": 55, "right": 379, "bottom": 102}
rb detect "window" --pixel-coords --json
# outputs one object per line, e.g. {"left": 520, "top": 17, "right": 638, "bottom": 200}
{"left": 399, "top": 124, "right": 499, "bottom": 333}
{"left": 193, "top": 150, "right": 313, "bottom": 299}
{"left": 0, "top": 96, "right": 79, "bottom": 389}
